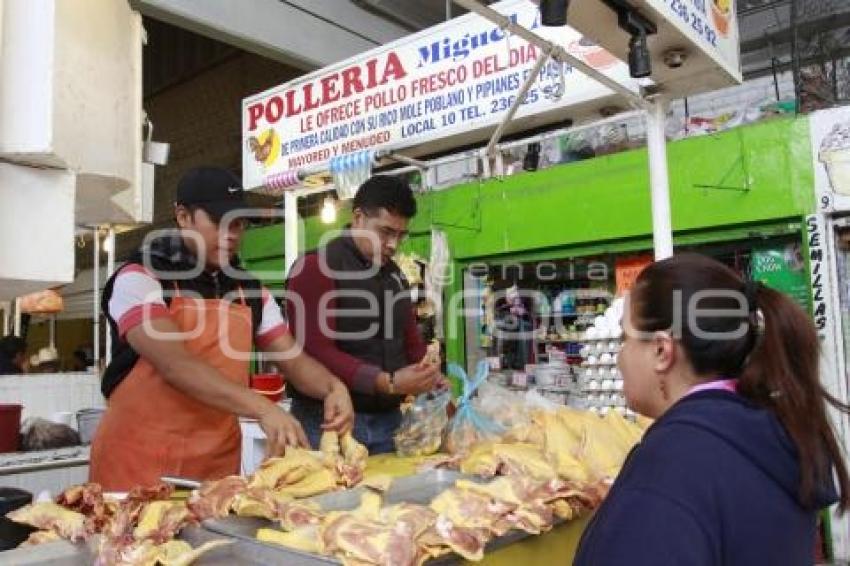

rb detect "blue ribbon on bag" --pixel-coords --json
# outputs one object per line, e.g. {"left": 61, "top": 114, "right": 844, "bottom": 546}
{"left": 448, "top": 360, "right": 505, "bottom": 438}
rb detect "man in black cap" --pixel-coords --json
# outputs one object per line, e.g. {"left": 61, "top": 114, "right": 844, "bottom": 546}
{"left": 90, "top": 166, "right": 354, "bottom": 491}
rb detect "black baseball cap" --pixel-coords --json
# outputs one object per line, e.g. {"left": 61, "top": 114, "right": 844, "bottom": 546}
{"left": 175, "top": 166, "right": 251, "bottom": 221}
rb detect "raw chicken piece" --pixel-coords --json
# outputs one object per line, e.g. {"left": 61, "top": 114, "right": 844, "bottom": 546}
{"left": 7, "top": 502, "right": 88, "bottom": 541}
{"left": 55, "top": 482, "right": 119, "bottom": 532}
{"left": 276, "top": 467, "right": 339, "bottom": 498}
{"left": 433, "top": 515, "right": 488, "bottom": 561}
{"left": 133, "top": 501, "right": 192, "bottom": 544}
{"left": 20, "top": 530, "right": 62, "bottom": 546}
{"left": 249, "top": 450, "right": 325, "bottom": 490}
{"left": 257, "top": 525, "right": 322, "bottom": 553}
{"left": 187, "top": 476, "right": 247, "bottom": 521}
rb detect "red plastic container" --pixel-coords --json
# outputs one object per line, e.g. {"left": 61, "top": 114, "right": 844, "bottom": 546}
{"left": 251, "top": 373, "right": 285, "bottom": 402}
{"left": 0, "top": 404, "right": 22, "bottom": 453}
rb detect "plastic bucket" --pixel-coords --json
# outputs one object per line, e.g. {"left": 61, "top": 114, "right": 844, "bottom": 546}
{"left": 0, "top": 404, "right": 22, "bottom": 453}
{"left": 76, "top": 408, "right": 105, "bottom": 445}
{"left": 251, "top": 373, "right": 285, "bottom": 402}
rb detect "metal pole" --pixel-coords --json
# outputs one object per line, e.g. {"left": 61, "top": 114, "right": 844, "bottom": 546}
{"left": 49, "top": 315, "right": 56, "bottom": 349}
{"left": 13, "top": 298, "right": 21, "bottom": 336}
{"left": 105, "top": 227, "right": 116, "bottom": 366}
{"left": 1, "top": 302, "right": 10, "bottom": 336}
{"left": 646, "top": 99, "right": 674, "bottom": 260}
{"left": 790, "top": 0, "right": 801, "bottom": 114}
{"left": 452, "top": 0, "right": 647, "bottom": 109}
{"left": 93, "top": 228, "right": 101, "bottom": 373}
{"left": 486, "top": 48, "right": 552, "bottom": 157}
{"left": 284, "top": 192, "right": 299, "bottom": 275}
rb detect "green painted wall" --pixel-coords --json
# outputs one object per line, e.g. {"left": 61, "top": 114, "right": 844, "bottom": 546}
{"left": 243, "top": 116, "right": 814, "bottom": 276}
{"left": 240, "top": 116, "right": 816, "bottom": 364}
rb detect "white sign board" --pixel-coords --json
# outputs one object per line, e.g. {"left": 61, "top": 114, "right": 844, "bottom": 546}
{"left": 565, "top": 0, "right": 741, "bottom": 97}
{"left": 242, "top": 0, "right": 639, "bottom": 191}
{"left": 645, "top": 0, "right": 740, "bottom": 79}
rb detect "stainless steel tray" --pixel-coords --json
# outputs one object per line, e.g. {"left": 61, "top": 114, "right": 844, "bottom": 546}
{"left": 201, "top": 470, "right": 467, "bottom": 565}
{"left": 0, "top": 527, "right": 244, "bottom": 566}
{"left": 199, "top": 468, "right": 547, "bottom": 565}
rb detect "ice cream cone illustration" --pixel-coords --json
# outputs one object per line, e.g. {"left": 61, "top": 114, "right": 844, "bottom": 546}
{"left": 819, "top": 121, "right": 850, "bottom": 196}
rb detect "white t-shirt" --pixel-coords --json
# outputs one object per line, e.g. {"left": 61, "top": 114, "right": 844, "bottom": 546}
{"left": 107, "top": 263, "right": 288, "bottom": 349}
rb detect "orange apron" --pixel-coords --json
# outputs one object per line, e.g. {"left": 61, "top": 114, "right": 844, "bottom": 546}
{"left": 90, "top": 286, "right": 253, "bottom": 491}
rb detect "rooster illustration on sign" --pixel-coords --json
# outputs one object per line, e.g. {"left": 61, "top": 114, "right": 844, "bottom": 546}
{"left": 247, "top": 128, "right": 280, "bottom": 168}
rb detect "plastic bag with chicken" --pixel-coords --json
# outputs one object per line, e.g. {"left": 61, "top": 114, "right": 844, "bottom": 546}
{"left": 394, "top": 389, "right": 451, "bottom": 457}
{"left": 472, "top": 381, "right": 532, "bottom": 434}
{"left": 444, "top": 361, "right": 505, "bottom": 455}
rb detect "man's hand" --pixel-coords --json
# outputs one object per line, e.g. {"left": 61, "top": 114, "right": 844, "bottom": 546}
{"left": 386, "top": 363, "right": 441, "bottom": 396}
{"left": 258, "top": 405, "right": 309, "bottom": 458}
{"left": 322, "top": 383, "right": 354, "bottom": 435}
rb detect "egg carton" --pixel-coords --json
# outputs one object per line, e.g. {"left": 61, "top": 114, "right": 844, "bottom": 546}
{"left": 578, "top": 340, "right": 622, "bottom": 358}
{"left": 584, "top": 380, "right": 624, "bottom": 393}
{"left": 584, "top": 393, "right": 627, "bottom": 407}
{"left": 580, "top": 366, "right": 621, "bottom": 377}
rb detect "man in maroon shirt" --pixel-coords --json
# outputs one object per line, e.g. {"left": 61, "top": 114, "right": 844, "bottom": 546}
{"left": 286, "top": 175, "right": 441, "bottom": 453}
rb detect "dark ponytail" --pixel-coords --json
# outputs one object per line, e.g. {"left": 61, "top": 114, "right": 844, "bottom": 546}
{"left": 739, "top": 283, "right": 850, "bottom": 511}
{"left": 632, "top": 253, "right": 850, "bottom": 512}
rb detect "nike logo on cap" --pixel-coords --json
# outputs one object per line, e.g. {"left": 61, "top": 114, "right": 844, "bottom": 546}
{"left": 227, "top": 186, "right": 241, "bottom": 194}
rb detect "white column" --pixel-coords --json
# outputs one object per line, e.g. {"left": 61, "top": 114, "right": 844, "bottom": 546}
{"left": 1, "top": 302, "right": 10, "bottom": 336}
{"left": 13, "top": 298, "right": 21, "bottom": 336}
{"left": 93, "top": 228, "right": 101, "bottom": 372}
{"left": 284, "top": 192, "right": 299, "bottom": 276}
{"left": 645, "top": 99, "right": 674, "bottom": 260}
{"left": 105, "top": 227, "right": 116, "bottom": 366}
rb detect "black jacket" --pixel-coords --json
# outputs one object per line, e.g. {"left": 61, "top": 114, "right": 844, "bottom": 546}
{"left": 286, "top": 233, "right": 417, "bottom": 413}
{"left": 574, "top": 390, "right": 839, "bottom": 565}
{"left": 100, "top": 235, "right": 265, "bottom": 398}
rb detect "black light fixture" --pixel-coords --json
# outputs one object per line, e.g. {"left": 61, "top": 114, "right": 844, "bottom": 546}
{"left": 523, "top": 143, "right": 541, "bottom": 171}
{"left": 627, "top": 32, "right": 652, "bottom": 78}
{"left": 539, "top": 0, "right": 569, "bottom": 26}
{"left": 598, "top": 1, "right": 657, "bottom": 79}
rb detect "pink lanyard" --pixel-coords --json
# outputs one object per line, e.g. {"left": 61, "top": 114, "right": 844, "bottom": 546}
{"left": 685, "top": 378, "right": 738, "bottom": 397}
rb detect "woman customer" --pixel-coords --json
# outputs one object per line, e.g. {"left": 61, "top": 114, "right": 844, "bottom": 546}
{"left": 574, "top": 253, "right": 849, "bottom": 566}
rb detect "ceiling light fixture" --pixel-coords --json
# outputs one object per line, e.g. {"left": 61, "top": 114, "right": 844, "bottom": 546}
{"left": 320, "top": 198, "right": 337, "bottom": 224}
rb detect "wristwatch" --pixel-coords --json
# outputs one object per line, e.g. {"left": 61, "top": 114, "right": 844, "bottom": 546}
{"left": 387, "top": 371, "right": 396, "bottom": 395}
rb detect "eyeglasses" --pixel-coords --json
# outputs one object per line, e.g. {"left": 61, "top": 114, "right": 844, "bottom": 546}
{"left": 362, "top": 213, "right": 408, "bottom": 243}
{"left": 375, "top": 224, "right": 409, "bottom": 243}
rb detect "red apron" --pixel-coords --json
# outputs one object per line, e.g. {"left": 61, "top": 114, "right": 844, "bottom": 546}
{"left": 90, "top": 287, "right": 252, "bottom": 491}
